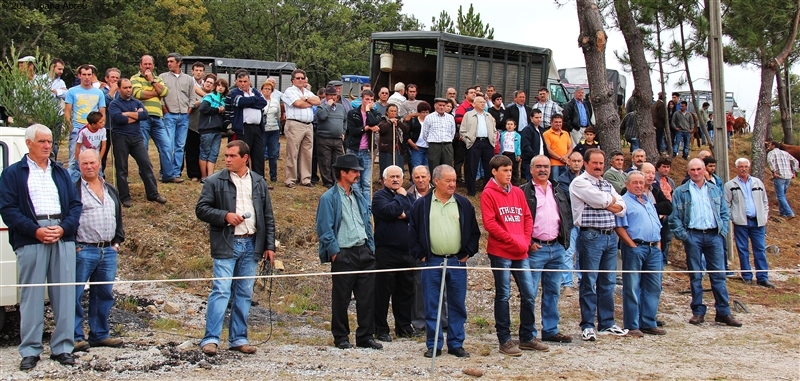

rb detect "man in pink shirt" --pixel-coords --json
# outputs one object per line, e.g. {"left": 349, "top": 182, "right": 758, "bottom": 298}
{"left": 519, "top": 155, "right": 575, "bottom": 345}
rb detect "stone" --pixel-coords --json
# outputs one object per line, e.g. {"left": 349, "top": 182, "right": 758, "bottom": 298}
{"left": 163, "top": 301, "right": 181, "bottom": 314}
{"left": 146, "top": 305, "right": 158, "bottom": 314}
{"left": 177, "top": 340, "right": 195, "bottom": 351}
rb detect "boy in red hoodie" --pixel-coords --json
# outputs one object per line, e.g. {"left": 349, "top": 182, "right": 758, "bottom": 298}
{"left": 480, "top": 155, "right": 535, "bottom": 357}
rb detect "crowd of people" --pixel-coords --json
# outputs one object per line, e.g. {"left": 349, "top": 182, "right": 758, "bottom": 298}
{"left": 1, "top": 55, "right": 799, "bottom": 370}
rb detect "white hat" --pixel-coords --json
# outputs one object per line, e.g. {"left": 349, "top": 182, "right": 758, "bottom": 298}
{"left": 17, "top": 56, "right": 35, "bottom": 63}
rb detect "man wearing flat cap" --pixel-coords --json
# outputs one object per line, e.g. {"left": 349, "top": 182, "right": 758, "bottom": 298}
{"left": 316, "top": 154, "right": 382, "bottom": 350}
{"left": 316, "top": 85, "right": 346, "bottom": 188}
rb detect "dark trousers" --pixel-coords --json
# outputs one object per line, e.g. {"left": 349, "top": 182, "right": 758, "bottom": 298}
{"left": 240, "top": 123, "right": 264, "bottom": 176}
{"left": 374, "top": 246, "right": 416, "bottom": 336}
{"left": 452, "top": 138, "right": 467, "bottom": 180}
{"left": 331, "top": 244, "right": 376, "bottom": 345}
{"left": 185, "top": 130, "right": 202, "bottom": 180}
{"left": 427, "top": 142, "right": 453, "bottom": 171}
{"left": 316, "top": 137, "right": 343, "bottom": 187}
{"left": 502, "top": 152, "right": 521, "bottom": 183}
{"left": 466, "top": 139, "right": 494, "bottom": 195}
{"left": 101, "top": 128, "right": 112, "bottom": 176}
{"left": 112, "top": 132, "right": 160, "bottom": 201}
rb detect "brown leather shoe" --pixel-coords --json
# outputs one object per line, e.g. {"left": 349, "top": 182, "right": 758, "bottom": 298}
{"left": 229, "top": 344, "right": 257, "bottom": 354}
{"left": 89, "top": 337, "right": 123, "bottom": 347}
{"left": 201, "top": 343, "right": 217, "bottom": 356}
{"left": 689, "top": 315, "right": 705, "bottom": 325}
{"left": 641, "top": 327, "right": 667, "bottom": 335}
{"left": 714, "top": 314, "right": 742, "bottom": 327}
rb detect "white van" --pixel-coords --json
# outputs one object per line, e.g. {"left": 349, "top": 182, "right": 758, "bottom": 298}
{"left": 0, "top": 126, "right": 30, "bottom": 330}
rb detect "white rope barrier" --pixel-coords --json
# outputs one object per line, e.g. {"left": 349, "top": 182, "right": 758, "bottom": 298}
{"left": 1, "top": 265, "right": 796, "bottom": 289}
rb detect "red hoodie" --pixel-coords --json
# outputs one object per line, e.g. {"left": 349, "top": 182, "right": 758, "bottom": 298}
{"left": 480, "top": 178, "right": 533, "bottom": 260}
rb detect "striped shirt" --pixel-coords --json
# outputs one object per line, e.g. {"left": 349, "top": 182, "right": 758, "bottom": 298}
{"left": 131, "top": 72, "right": 169, "bottom": 117}
{"left": 533, "top": 100, "right": 562, "bottom": 128}
{"left": 422, "top": 112, "right": 456, "bottom": 143}
{"left": 76, "top": 179, "right": 117, "bottom": 243}
{"left": 767, "top": 148, "right": 799, "bottom": 179}
{"left": 26, "top": 157, "right": 61, "bottom": 215}
{"left": 570, "top": 172, "right": 620, "bottom": 230}
{"left": 282, "top": 86, "right": 315, "bottom": 123}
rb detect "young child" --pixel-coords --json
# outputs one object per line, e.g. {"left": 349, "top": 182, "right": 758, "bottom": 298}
{"left": 574, "top": 125, "right": 600, "bottom": 157}
{"left": 71, "top": 111, "right": 106, "bottom": 181}
{"left": 499, "top": 119, "right": 521, "bottom": 183}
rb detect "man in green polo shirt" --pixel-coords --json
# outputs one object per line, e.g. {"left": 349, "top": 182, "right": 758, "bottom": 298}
{"left": 408, "top": 165, "right": 480, "bottom": 359}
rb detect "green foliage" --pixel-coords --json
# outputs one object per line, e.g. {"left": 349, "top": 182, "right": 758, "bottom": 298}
{"left": 430, "top": 4, "right": 494, "bottom": 39}
{"left": 0, "top": 47, "right": 62, "bottom": 140}
{"left": 723, "top": 0, "right": 800, "bottom": 67}
{"left": 773, "top": 73, "right": 800, "bottom": 113}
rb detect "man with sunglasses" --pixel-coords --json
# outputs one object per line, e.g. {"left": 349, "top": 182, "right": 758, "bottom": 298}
{"left": 282, "top": 69, "right": 320, "bottom": 188}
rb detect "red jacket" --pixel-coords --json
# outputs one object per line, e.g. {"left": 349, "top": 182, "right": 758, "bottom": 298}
{"left": 454, "top": 100, "right": 473, "bottom": 125}
{"left": 480, "top": 178, "right": 533, "bottom": 260}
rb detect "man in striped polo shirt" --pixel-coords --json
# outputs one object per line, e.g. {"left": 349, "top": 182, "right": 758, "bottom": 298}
{"left": 131, "top": 55, "right": 178, "bottom": 183}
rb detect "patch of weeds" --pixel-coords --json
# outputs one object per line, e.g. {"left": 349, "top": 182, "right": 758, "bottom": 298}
{"left": 188, "top": 255, "right": 212, "bottom": 273}
{"left": 471, "top": 316, "right": 489, "bottom": 329}
{"left": 152, "top": 318, "right": 182, "bottom": 330}
{"left": 157, "top": 252, "right": 167, "bottom": 260}
{"left": 284, "top": 285, "right": 320, "bottom": 315}
{"left": 119, "top": 296, "right": 139, "bottom": 312}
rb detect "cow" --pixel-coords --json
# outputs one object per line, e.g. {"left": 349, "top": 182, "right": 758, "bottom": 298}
{"left": 732, "top": 117, "right": 748, "bottom": 135}
{"left": 766, "top": 141, "right": 800, "bottom": 163}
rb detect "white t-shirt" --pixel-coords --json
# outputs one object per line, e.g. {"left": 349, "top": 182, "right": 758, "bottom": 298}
{"left": 76, "top": 127, "right": 107, "bottom": 152}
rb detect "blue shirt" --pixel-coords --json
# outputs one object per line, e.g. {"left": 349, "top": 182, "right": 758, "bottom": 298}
{"left": 616, "top": 191, "right": 662, "bottom": 242}
{"left": 736, "top": 176, "right": 757, "bottom": 218}
{"left": 516, "top": 104, "right": 528, "bottom": 130}
{"left": 576, "top": 101, "right": 588, "bottom": 127}
{"left": 65, "top": 86, "right": 106, "bottom": 131}
{"left": 687, "top": 180, "right": 718, "bottom": 229}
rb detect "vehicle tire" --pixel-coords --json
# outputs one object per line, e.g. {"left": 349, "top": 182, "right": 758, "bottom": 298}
{"left": 0, "top": 307, "right": 5, "bottom": 332}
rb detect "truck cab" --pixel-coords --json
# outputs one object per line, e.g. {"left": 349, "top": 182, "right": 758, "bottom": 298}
{"left": 0, "top": 126, "right": 30, "bottom": 330}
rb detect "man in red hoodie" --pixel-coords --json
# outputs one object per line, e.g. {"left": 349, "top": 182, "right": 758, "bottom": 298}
{"left": 480, "top": 155, "right": 534, "bottom": 357}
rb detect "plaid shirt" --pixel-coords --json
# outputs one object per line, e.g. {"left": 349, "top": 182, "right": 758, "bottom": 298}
{"left": 422, "top": 112, "right": 456, "bottom": 143}
{"left": 767, "top": 148, "right": 799, "bottom": 179}
{"left": 571, "top": 172, "right": 618, "bottom": 230}
{"left": 533, "top": 100, "right": 563, "bottom": 128}
{"left": 76, "top": 179, "right": 117, "bottom": 243}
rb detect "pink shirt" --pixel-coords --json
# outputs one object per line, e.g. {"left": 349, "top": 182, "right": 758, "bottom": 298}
{"left": 532, "top": 182, "right": 560, "bottom": 241}
{"left": 359, "top": 110, "right": 369, "bottom": 150}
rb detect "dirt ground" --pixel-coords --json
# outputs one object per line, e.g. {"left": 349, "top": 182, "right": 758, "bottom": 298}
{"left": 0, "top": 134, "right": 798, "bottom": 380}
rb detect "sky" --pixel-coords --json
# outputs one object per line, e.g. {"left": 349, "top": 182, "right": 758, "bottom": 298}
{"left": 399, "top": 0, "right": 785, "bottom": 124}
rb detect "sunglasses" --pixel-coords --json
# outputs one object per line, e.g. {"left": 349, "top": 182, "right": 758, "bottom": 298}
{"left": 294, "top": 76, "right": 306, "bottom": 80}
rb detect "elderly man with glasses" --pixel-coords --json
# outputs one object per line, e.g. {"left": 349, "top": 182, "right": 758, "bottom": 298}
{"left": 282, "top": 69, "right": 321, "bottom": 188}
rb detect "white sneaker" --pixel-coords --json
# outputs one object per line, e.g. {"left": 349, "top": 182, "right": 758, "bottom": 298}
{"left": 598, "top": 324, "right": 629, "bottom": 336}
{"left": 582, "top": 327, "right": 597, "bottom": 341}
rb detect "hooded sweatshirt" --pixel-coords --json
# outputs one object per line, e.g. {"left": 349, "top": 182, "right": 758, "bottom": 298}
{"left": 480, "top": 177, "right": 533, "bottom": 260}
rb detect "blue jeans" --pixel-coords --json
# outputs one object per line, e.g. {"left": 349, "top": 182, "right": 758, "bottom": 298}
{"left": 577, "top": 229, "right": 618, "bottom": 330}
{"left": 621, "top": 244, "right": 662, "bottom": 330}
{"left": 163, "top": 113, "right": 189, "bottom": 179}
{"left": 628, "top": 138, "right": 640, "bottom": 151}
{"left": 489, "top": 255, "right": 535, "bottom": 343}
{"left": 264, "top": 130, "right": 280, "bottom": 181}
{"left": 201, "top": 237, "right": 258, "bottom": 348}
{"left": 562, "top": 226, "right": 579, "bottom": 287}
{"left": 549, "top": 164, "right": 564, "bottom": 182}
{"left": 199, "top": 133, "right": 221, "bottom": 162}
{"left": 74, "top": 245, "right": 117, "bottom": 343}
{"left": 528, "top": 243, "right": 566, "bottom": 338}
{"left": 409, "top": 147, "right": 428, "bottom": 169}
{"left": 422, "top": 255, "right": 467, "bottom": 350}
{"left": 522, "top": 161, "right": 532, "bottom": 182}
{"left": 140, "top": 116, "right": 175, "bottom": 182}
{"left": 683, "top": 231, "right": 730, "bottom": 316}
{"left": 673, "top": 130, "right": 691, "bottom": 158}
{"left": 67, "top": 128, "right": 79, "bottom": 182}
{"left": 773, "top": 178, "right": 794, "bottom": 217}
{"left": 347, "top": 148, "right": 372, "bottom": 203}
{"left": 734, "top": 220, "right": 768, "bottom": 282}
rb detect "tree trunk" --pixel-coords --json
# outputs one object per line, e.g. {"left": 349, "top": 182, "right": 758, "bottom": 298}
{"left": 576, "top": 0, "right": 621, "bottom": 163}
{"left": 752, "top": 5, "right": 800, "bottom": 179}
{"left": 679, "top": 19, "right": 714, "bottom": 149}
{"left": 615, "top": 0, "right": 657, "bottom": 162}
{"left": 776, "top": 64, "right": 794, "bottom": 144}
{"left": 655, "top": 14, "right": 673, "bottom": 155}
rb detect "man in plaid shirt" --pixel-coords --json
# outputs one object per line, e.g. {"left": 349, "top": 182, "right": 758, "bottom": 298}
{"left": 569, "top": 148, "right": 628, "bottom": 341}
{"left": 767, "top": 140, "right": 799, "bottom": 218}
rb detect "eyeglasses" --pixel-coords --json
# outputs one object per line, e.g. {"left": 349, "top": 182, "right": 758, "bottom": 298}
{"left": 294, "top": 76, "right": 306, "bottom": 80}
{"left": 379, "top": 92, "right": 388, "bottom": 94}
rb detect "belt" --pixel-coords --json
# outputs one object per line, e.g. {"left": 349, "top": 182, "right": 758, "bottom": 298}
{"left": 36, "top": 213, "right": 62, "bottom": 220}
{"left": 78, "top": 241, "right": 114, "bottom": 248}
{"left": 286, "top": 118, "right": 312, "bottom": 124}
{"left": 632, "top": 240, "right": 659, "bottom": 247}
{"left": 234, "top": 233, "right": 255, "bottom": 239}
{"left": 532, "top": 238, "right": 558, "bottom": 246}
{"left": 688, "top": 228, "right": 715, "bottom": 234}
{"left": 428, "top": 142, "right": 451, "bottom": 144}
{"left": 433, "top": 254, "right": 458, "bottom": 258}
{"left": 476, "top": 137, "right": 489, "bottom": 141}
{"left": 580, "top": 227, "right": 614, "bottom": 235}
{"left": 747, "top": 216, "right": 757, "bottom": 220}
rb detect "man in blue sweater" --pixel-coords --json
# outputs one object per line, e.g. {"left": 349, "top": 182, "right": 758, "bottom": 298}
{"left": 0, "top": 124, "right": 83, "bottom": 371}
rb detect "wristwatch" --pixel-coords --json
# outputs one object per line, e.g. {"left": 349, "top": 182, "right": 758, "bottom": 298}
{"left": 113, "top": 243, "right": 120, "bottom": 249}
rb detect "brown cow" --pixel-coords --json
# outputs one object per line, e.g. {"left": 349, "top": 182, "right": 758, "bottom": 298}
{"left": 773, "top": 142, "right": 800, "bottom": 163}
{"left": 732, "top": 117, "right": 748, "bottom": 135}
